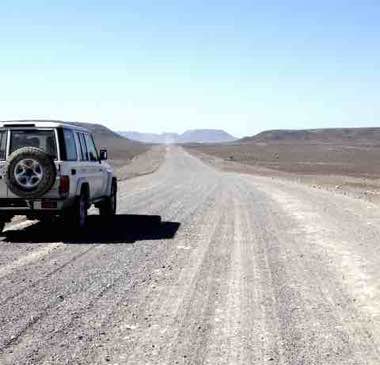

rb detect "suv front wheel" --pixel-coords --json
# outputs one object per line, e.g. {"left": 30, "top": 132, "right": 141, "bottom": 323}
{"left": 99, "top": 181, "right": 117, "bottom": 217}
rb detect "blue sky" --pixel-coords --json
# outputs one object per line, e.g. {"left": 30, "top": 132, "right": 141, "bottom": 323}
{"left": 0, "top": 0, "right": 379, "bottom": 137}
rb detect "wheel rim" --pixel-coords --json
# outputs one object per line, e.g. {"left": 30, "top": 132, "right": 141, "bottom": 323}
{"left": 14, "top": 159, "right": 43, "bottom": 189}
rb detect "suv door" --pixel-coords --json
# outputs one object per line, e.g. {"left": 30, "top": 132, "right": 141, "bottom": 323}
{"left": 77, "top": 132, "right": 105, "bottom": 198}
{"left": 84, "top": 133, "right": 109, "bottom": 196}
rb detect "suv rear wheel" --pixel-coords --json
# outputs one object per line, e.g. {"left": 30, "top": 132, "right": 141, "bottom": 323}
{"left": 63, "top": 190, "right": 88, "bottom": 230}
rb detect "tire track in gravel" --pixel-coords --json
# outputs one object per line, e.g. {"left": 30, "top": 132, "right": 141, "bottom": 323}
{"left": 163, "top": 186, "right": 236, "bottom": 365}
{"left": 203, "top": 177, "right": 284, "bottom": 365}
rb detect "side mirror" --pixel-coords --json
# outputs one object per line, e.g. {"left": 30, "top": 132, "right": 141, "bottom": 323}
{"left": 99, "top": 149, "right": 108, "bottom": 161}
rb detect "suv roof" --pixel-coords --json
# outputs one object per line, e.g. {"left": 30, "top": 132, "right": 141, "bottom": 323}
{"left": 0, "top": 120, "right": 89, "bottom": 132}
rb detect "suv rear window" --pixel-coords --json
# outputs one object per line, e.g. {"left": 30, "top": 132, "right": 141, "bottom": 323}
{"left": 10, "top": 130, "right": 57, "bottom": 158}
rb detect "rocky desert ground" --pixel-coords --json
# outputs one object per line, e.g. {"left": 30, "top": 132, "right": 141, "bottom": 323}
{"left": 186, "top": 131, "right": 380, "bottom": 205}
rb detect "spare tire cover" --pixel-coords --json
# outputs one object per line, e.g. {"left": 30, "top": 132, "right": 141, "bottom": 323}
{"left": 5, "top": 147, "right": 57, "bottom": 198}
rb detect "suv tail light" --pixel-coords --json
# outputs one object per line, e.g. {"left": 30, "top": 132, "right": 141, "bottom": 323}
{"left": 59, "top": 175, "right": 70, "bottom": 196}
{"left": 41, "top": 200, "right": 58, "bottom": 209}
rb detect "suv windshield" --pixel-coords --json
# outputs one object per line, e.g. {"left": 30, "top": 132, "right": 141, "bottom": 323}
{"left": 10, "top": 129, "right": 57, "bottom": 158}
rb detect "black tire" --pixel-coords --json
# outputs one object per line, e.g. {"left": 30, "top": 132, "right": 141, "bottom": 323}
{"left": 62, "top": 190, "right": 88, "bottom": 230}
{"left": 99, "top": 181, "right": 117, "bottom": 217}
{"left": 0, "top": 220, "right": 5, "bottom": 234}
{"left": 5, "top": 147, "right": 56, "bottom": 199}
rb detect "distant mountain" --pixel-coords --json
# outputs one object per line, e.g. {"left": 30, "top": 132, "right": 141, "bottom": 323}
{"left": 119, "top": 131, "right": 178, "bottom": 144}
{"left": 240, "top": 128, "right": 380, "bottom": 145}
{"left": 177, "top": 129, "right": 237, "bottom": 143}
{"left": 120, "top": 129, "right": 237, "bottom": 144}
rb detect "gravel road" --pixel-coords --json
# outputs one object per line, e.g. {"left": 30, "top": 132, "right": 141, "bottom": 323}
{"left": 0, "top": 146, "right": 379, "bottom": 365}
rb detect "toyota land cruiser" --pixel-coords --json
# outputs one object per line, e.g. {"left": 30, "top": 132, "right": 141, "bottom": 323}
{"left": 0, "top": 121, "right": 117, "bottom": 233}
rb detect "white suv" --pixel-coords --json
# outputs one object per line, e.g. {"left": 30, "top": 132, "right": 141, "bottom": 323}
{"left": 0, "top": 121, "right": 117, "bottom": 232}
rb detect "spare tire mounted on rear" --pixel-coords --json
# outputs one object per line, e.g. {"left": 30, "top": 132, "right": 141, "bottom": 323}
{"left": 5, "top": 147, "right": 57, "bottom": 198}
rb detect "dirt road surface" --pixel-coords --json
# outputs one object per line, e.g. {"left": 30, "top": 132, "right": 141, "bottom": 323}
{"left": 0, "top": 147, "right": 379, "bottom": 365}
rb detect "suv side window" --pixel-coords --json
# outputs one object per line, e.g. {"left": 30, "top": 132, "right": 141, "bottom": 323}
{"left": 77, "top": 132, "right": 88, "bottom": 161}
{"left": 63, "top": 129, "right": 77, "bottom": 161}
{"left": 0, "top": 131, "right": 7, "bottom": 160}
{"left": 84, "top": 134, "right": 98, "bottom": 162}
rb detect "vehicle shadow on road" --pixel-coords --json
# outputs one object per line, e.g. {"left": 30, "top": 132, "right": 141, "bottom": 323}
{"left": 3, "top": 214, "right": 181, "bottom": 244}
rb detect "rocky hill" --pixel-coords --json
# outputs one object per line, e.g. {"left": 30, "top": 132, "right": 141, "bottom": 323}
{"left": 240, "top": 128, "right": 380, "bottom": 145}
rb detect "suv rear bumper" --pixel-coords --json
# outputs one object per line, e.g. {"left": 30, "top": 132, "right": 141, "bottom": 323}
{"left": 0, "top": 198, "right": 69, "bottom": 212}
